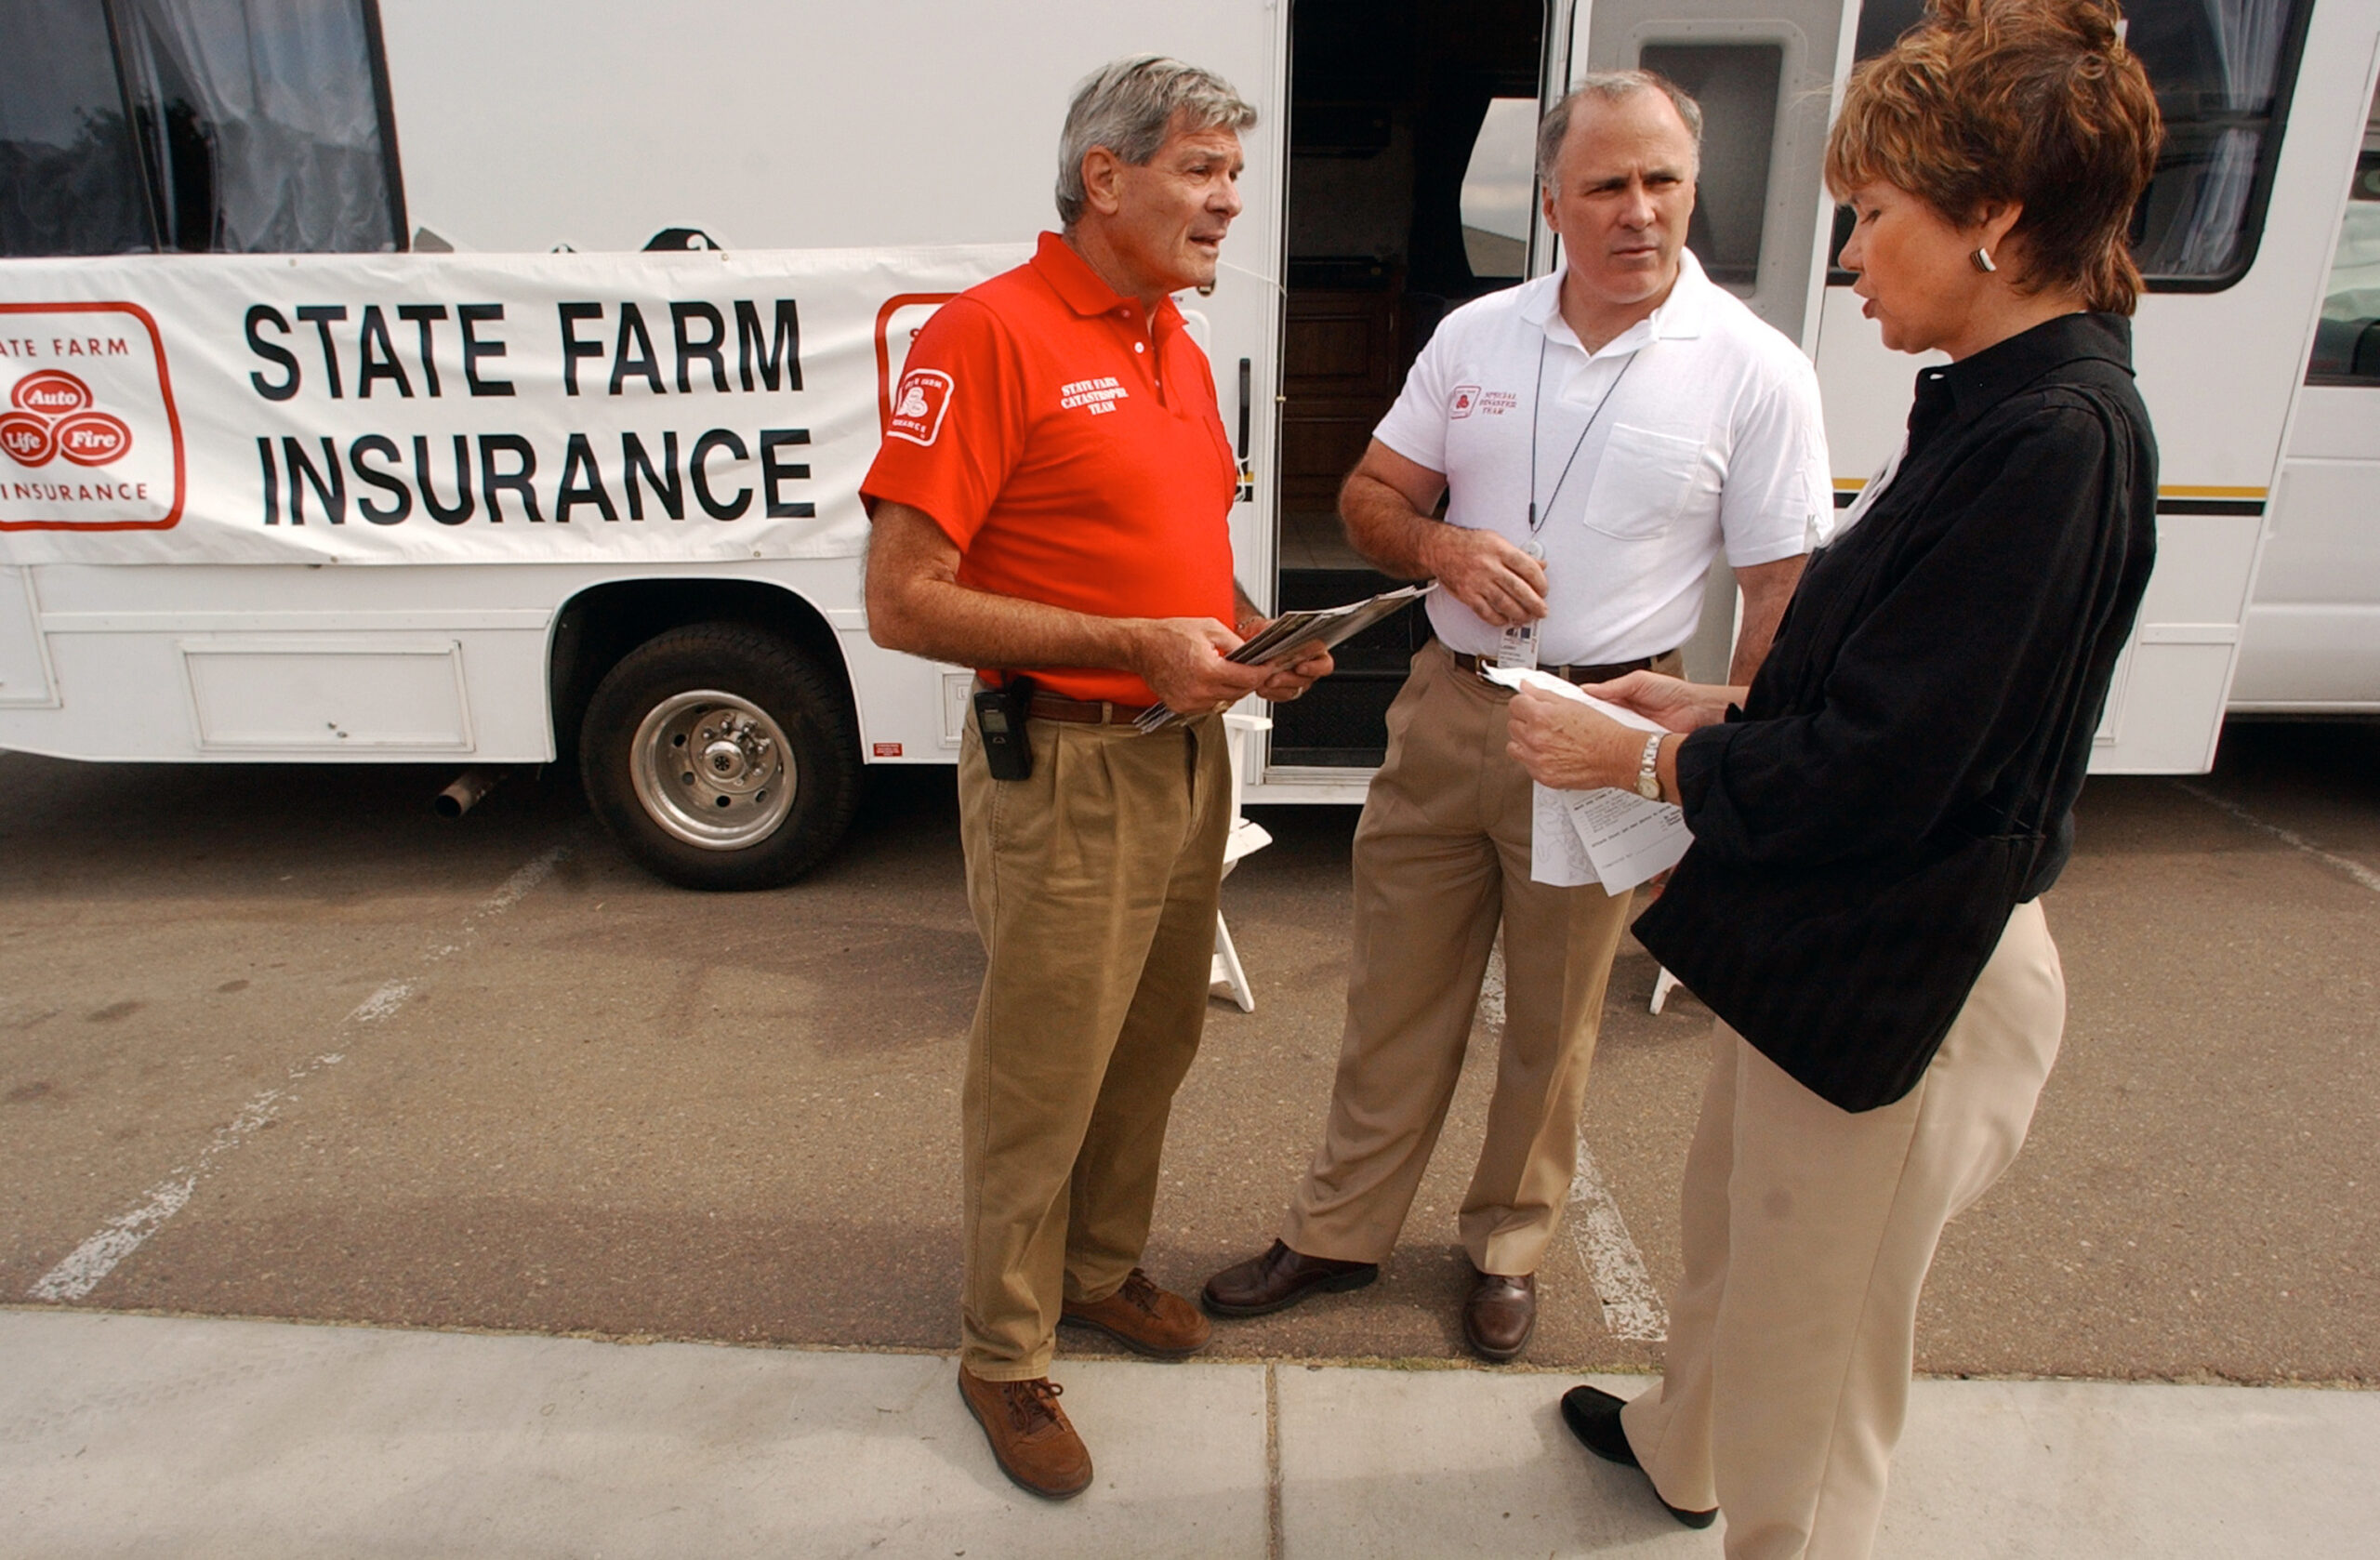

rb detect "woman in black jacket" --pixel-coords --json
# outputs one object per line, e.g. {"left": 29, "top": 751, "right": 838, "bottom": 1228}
{"left": 1511, "top": 2, "right": 2163, "bottom": 1553}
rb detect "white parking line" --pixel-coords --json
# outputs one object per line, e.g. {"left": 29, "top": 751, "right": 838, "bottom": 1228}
{"left": 27, "top": 843, "right": 571, "bottom": 1304}
{"left": 1479, "top": 943, "right": 1667, "bottom": 1342}
{"left": 2175, "top": 781, "right": 2380, "bottom": 897}
{"left": 1566, "top": 1134, "right": 1667, "bottom": 1342}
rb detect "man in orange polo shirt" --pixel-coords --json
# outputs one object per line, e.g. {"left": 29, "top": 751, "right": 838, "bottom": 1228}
{"left": 864, "top": 56, "right": 1329, "bottom": 1500}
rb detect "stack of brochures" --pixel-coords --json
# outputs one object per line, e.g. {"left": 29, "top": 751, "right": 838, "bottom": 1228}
{"left": 1133, "top": 583, "right": 1435, "bottom": 733}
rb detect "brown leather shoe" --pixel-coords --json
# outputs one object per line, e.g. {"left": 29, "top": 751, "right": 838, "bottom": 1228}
{"left": 1462, "top": 1267, "right": 1536, "bottom": 1362}
{"left": 957, "top": 1366, "right": 1093, "bottom": 1500}
{"left": 1202, "top": 1238, "right": 1380, "bottom": 1317}
{"left": 1060, "top": 1268, "right": 1211, "bottom": 1359}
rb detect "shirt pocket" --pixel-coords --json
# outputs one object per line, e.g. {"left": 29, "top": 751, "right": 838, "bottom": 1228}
{"left": 1580, "top": 422, "right": 1706, "bottom": 540}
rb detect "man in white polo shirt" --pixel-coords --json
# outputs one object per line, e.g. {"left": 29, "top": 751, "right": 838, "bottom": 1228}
{"left": 1204, "top": 71, "right": 1830, "bottom": 1359}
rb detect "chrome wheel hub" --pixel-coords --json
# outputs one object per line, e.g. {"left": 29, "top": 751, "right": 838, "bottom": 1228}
{"left": 628, "top": 689, "right": 797, "bottom": 850}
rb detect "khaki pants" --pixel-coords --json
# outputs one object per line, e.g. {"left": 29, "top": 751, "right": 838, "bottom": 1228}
{"left": 1280, "top": 641, "right": 1646, "bottom": 1277}
{"left": 1623, "top": 897, "right": 2068, "bottom": 1560}
{"left": 956, "top": 707, "right": 1232, "bottom": 1381}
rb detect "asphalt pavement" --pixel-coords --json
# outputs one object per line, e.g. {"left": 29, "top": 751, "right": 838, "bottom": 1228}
{"left": 1, "top": 718, "right": 2375, "bottom": 1552}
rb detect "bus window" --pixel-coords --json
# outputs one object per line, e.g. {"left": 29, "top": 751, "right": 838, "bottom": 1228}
{"left": 1836, "top": 0, "right": 2314, "bottom": 291}
{"left": 0, "top": 0, "right": 155, "bottom": 255}
{"left": 0, "top": 0, "right": 403, "bottom": 257}
{"left": 1640, "top": 42, "right": 1785, "bottom": 292}
{"left": 1459, "top": 98, "right": 1537, "bottom": 282}
{"left": 2127, "top": 0, "right": 2310, "bottom": 283}
{"left": 2306, "top": 83, "right": 2380, "bottom": 384}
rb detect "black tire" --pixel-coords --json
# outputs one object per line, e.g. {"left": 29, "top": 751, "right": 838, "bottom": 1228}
{"left": 577, "top": 623, "right": 860, "bottom": 891}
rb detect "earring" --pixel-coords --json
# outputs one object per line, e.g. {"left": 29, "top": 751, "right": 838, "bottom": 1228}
{"left": 1970, "top": 247, "right": 1997, "bottom": 274}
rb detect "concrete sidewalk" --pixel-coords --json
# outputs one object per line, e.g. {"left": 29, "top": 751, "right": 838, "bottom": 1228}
{"left": 2, "top": 1309, "right": 2371, "bottom": 1558}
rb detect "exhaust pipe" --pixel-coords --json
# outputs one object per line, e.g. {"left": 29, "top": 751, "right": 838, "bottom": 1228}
{"left": 433, "top": 766, "right": 506, "bottom": 819}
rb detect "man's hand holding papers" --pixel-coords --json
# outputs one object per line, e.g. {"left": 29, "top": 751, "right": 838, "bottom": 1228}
{"left": 1135, "top": 583, "right": 1433, "bottom": 731}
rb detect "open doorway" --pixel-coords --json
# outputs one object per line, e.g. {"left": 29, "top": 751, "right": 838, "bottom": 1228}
{"left": 1269, "top": 0, "right": 1550, "bottom": 770}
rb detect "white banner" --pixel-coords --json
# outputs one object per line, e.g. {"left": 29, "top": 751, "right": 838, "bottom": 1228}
{"left": 0, "top": 245, "right": 1025, "bottom": 565}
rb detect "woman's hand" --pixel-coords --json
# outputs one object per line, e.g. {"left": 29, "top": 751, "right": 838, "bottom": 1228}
{"left": 1507, "top": 686, "right": 1646, "bottom": 792}
{"left": 1580, "top": 670, "right": 1739, "bottom": 734}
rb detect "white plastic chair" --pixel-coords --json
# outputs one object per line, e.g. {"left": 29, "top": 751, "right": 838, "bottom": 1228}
{"left": 1210, "top": 711, "right": 1273, "bottom": 1011}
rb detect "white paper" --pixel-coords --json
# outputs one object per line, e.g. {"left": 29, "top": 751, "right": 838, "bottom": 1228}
{"left": 1483, "top": 664, "right": 1690, "bottom": 892}
{"left": 1531, "top": 779, "right": 1602, "bottom": 887}
{"left": 1566, "top": 786, "right": 1691, "bottom": 893}
{"left": 1479, "top": 665, "right": 1668, "bottom": 733}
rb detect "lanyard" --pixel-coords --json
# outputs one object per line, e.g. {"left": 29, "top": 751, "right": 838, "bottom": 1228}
{"left": 1527, "top": 333, "right": 1640, "bottom": 533}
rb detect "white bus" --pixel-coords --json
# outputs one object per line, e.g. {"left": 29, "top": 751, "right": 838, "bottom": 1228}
{"left": 2, "top": 0, "right": 2373, "bottom": 888}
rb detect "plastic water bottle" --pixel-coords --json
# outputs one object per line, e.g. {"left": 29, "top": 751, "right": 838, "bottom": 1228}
{"left": 1495, "top": 539, "right": 1545, "bottom": 672}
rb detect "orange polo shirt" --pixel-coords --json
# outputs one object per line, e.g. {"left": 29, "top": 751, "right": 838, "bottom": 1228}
{"left": 862, "top": 232, "right": 1238, "bottom": 705}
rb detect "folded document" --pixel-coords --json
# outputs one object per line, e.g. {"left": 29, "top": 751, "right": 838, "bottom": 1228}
{"left": 1479, "top": 666, "right": 1692, "bottom": 892}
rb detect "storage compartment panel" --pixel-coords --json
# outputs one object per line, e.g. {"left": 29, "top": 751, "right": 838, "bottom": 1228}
{"left": 182, "top": 639, "right": 473, "bottom": 750}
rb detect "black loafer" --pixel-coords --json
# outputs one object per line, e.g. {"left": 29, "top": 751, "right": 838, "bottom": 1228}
{"left": 1559, "top": 1384, "right": 1718, "bottom": 1529}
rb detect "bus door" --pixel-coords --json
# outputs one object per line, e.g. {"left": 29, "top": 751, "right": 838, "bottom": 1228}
{"left": 1254, "top": 0, "right": 1554, "bottom": 798}
{"left": 1567, "top": 0, "right": 1859, "bottom": 681}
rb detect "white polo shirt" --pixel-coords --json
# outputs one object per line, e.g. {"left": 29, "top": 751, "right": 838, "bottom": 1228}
{"left": 1374, "top": 249, "right": 1831, "bottom": 667}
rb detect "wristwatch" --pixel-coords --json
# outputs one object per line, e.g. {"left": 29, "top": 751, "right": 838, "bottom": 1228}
{"left": 1635, "top": 732, "right": 1665, "bottom": 800}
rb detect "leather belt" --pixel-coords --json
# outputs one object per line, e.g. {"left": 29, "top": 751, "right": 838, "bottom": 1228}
{"left": 1026, "top": 692, "right": 1159, "bottom": 725}
{"left": 1448, "top": 649, "right": 1659, "bottom": 686}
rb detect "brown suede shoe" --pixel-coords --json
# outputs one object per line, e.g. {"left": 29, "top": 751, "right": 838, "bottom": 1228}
{"left": 1060, "top": 1268, "right": 1211, "bottom": 1359}
{"left": 1202, "top": 1238, "right": 1381, "bottom": 1317}
{"left": 957, "top": 1366, "right": 1093, "bottom": 1500}
{"left": 1462, "top": 1267, "right": 1536, "bottom": 1362}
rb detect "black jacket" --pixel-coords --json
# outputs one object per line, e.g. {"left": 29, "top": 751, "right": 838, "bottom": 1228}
{"left": 1634, "top": 312, "right": 2157, "bottom": 1109}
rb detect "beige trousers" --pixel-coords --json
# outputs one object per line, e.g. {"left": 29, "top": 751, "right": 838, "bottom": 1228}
{"left": 1622, "top": 897, "right": 2068, "bottom": 1560}
{"left": 956, "top": 707, "right": 1232, "bottom": 1381}
{"left": 1280, "top": 641, "right": 1642, "bottom": 1277}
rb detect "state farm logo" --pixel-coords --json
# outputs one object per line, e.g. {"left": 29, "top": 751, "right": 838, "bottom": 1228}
{"left": 1, "top": 302, "right": 183, "bottom": 533}
{"left": 0, "top": 414, "right": 46, "bottom": 466}
{"left": 2, "top": 372, "right": 134, "bottom": 468}
{"left": 1449, "top": 384, "right": 1481, "bottom": 419}
{"left": 886, "top": 367, "right": 954, "bottom": 446}
{"left": 18, "top": 371, "right": 89, "bottom": 415}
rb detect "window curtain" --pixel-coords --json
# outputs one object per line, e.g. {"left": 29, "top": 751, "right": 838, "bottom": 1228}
{"left": 112, "top": 0, "right": 396, "bottom": 253}
{"left": 2135, "top": 0, "right": 2292, "bottom": 276}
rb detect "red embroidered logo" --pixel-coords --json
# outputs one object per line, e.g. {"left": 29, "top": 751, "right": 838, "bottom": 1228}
{"left": 887, "top": 368, "right": 955, "bottom": 446}
{"left": 1449, "top": 384, "right": 1481, "bottom": 419}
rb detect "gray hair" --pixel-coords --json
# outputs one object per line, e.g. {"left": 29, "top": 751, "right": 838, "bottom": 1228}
{"left": 1536, "top": 70, "right": 1704, "bottom": 184}
{"left": 1055, "top": 56, "right": 1257, "bottom": 227}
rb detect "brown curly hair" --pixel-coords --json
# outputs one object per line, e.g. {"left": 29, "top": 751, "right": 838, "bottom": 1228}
{"left": 1825, "top": 0, "right": 2164, "bottom": 312}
